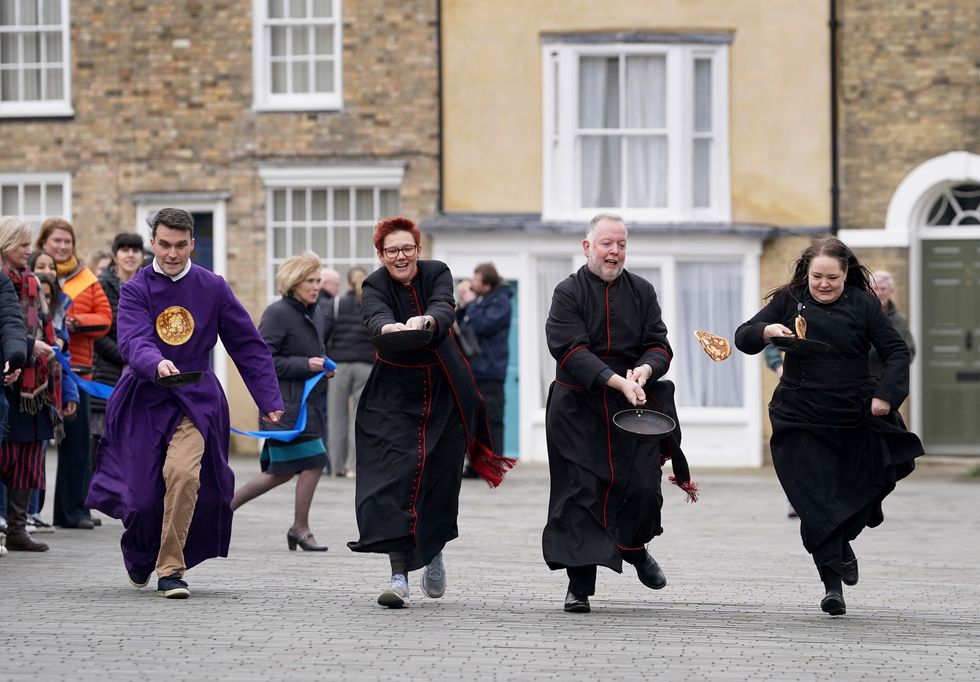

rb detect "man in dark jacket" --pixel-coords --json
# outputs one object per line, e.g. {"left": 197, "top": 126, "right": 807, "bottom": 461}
{"left": 456, "top": 262, "right": 512, "bottom": 456}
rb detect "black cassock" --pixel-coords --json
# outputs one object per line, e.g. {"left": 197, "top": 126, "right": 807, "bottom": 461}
{"left": 347, "top": 260, "right": 512, "bottom": 571}
{"left": 542, "top": 266, "right": 692, "bottom": 575}
{"left": 735, "top": 285, "right": 924, "bottom": 571}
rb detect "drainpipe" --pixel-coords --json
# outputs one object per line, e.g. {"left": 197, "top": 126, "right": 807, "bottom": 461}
{"left": 829, "top": 0, "right": 840, "bottom": 234}
{"left": 436, "top": 0, "right": 444, "bottom": 215}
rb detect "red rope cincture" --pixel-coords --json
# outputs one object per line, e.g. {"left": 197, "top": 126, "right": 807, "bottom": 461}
{"left": 466, "top": 440, "right": 517, "bottom": 489}
{"left": 669, "top": 475, "right": 700, "bottom": 504}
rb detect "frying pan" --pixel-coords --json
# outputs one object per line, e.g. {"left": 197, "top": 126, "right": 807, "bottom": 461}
{"left": 155, "top": 370, "right": 205, "bottom": 388}
{"left": 769, "top": 336, "right": 832, "bottom": 356}
{"left": 612, "top": 408, "right": 677, "bottom": 441}
{"left": 370, "top": 328, "right": 434, "bottom": 352}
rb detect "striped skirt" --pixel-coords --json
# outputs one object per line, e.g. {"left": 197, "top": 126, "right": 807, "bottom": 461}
{"left": 0, "top": 440, "right": 46, "bottom": 490}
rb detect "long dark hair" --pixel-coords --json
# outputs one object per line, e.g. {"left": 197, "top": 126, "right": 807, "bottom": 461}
{"left": 766, "top": 235, "right": 872, "bottom": 301}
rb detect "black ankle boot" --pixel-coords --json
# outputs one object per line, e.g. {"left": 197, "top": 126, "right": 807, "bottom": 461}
{"left": 818, "top": 566, "right": 845, "bottom": 615}
{"left": 842, "top": 542, "right": 859, "bottom": 586}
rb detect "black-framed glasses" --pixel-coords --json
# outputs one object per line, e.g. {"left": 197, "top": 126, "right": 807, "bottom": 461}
{"left": 382, "top": 244, "right": 418, "bottom": 259}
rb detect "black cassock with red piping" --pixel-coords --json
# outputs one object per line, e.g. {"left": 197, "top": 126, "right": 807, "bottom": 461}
{"left": 347, "top": 260, "right": 515, "bottom": 571}
{"left": 542, "top": 265, "right": 696, "bottom": 575}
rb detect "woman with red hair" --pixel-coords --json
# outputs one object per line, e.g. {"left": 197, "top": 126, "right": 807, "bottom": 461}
{"left": 347, "top": 216, "right": 515, "bottom": 608}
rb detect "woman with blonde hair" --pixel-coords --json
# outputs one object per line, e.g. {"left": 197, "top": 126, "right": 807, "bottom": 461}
{"left": 0, "top": 217, "right": 76, "bottom": 551}
{"left": 231, "top": 252, "right": 333, "bottom": 551}
{"left": 324, "top": 265, "right": 375, "bottom": 478}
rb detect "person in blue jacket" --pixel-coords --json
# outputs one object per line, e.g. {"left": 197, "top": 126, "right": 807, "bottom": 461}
{"left": 456, "top": 262, "right": 512, "bottom": 460}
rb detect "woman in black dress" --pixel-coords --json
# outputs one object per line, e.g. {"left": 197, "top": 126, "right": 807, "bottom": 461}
{"left": 347, "top": 216, "right": 515, "bottom": 608}
{"left": 735, "top": 235, "right": 923, "bottom": 616}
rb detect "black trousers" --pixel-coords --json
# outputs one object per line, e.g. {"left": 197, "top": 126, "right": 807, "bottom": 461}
{"left": 476, "top": 379, "right": 505, "bottom": 454}
{"left": 53, "top": 390, "right": 91, "bottom": 527}
{"left": 566, "top": 548, "right": 647, "bottom": 597}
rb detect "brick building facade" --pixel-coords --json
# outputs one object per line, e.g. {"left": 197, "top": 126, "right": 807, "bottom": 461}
{"left": 1, "top": 1, "right": 440, "bottom": 448}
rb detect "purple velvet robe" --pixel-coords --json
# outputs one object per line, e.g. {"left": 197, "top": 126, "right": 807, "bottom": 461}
{"left": 86, "top": 264, "right": 283, "bottom": 573}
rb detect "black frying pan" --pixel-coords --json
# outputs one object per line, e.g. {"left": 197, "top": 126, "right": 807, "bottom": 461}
{"left": 155, "top": 371, "right": 204, "bottom": 388}
{"left": 769, "top": 336, "right": 832, "bottom": 356}
{"left": 371, "top": 328, "right": 434, "bottom": 352}
{"left": 612, "top": 408, "right": 677, "bottom": 441}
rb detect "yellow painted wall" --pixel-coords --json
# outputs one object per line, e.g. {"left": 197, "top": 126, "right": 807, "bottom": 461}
{"left": 442, "top": 0, "right": 830, "bottom": 225}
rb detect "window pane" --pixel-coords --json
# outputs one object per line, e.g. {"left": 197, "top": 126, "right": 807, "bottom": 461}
{"left": 334, "top": 224, "right": 350, "bottom": 258}
{"left": 2, "top": 33, "right": 19, "bottom": 63}
{"left": 290, "top": 26, "right": 309, "bottom": 55}
{"left": 354, "top": 226, "right": 374, "bottom": 258}
{"left": 1, "top": 70, "right": 18, "bottom": 100}
{"left": 693, "top": 139, "right": 711, "bottom": 208}
{"left": 291, "top": 189, "right": 306, "bottom": 220}
{"left": 676, "top": 262, "right": 743, "bottom": 407}
{"left": 694, "top": 58, "right": 712, "bottom": 132}
{"left": 380, "top": 189, "right": 399, "bottom": 216}
{"left": 334, "top": 189, "right": 349, "bottom": 220}
{"left": 20, "top": 0, "right": 38, "bottom": 24}
{"left": 355, "top": 189, "right": 373, "bottom": 220}
{"left": 41, "top": 0, "right": 59, "bottom": 23}
{"left": 312, "top": 0, "right": 332, "bottom": 18}
{"left": 23, "top": 32, "right": 39, "bottom": 62}
{"left": 580, "top": 135, "right": 620, "bottom": 207}
{"left": 273, "top": 227, "right": 287, "bottom": 257}
{"left": 624, "top": 55, "right": 665, "bottom": 128}
{"left": 579, "top": 57, "right": 618, "bottom": 128}
{"left": 1, "top": 184, "right": 17, "bottom": 212}
{"left": 23, "top": 184, "right": 39, "bottom": 214}
{"left": 291, "top": 226, "right": 306, "bottom": 252}
{"left": 270, "top": 26, "right": 287, "bottom": 56}
{"left": 311, "top": 189, "right": 327, "bottom": 220}
{"left": 292, "top": 61, "right": 309, "bottom": 93}
{"left": 22, "top": 67, "right": 40, "bottom": 99}
{"left": 314, "top": 60, "right": 333, "bottom": 93}
{"left": 314, "top": 26, "right": 333, "bottom": 54}
{"left": 44, "top": 31, "right": 62, "bottom": 60}
{"left": 288, "top": 0, "right": 305, "bottom": 18}
{"left": 268, "top": 0, "right": 284, "bottom": 18}
{"left": 0, "top": 1, "right": 15, "bottom": 25}
{"left": 310, "top": 226, "right": 327, "bottom": 257}
{"left": 272, "top": 189, "right": 287, "bottom": 221}
{"left": 45, "top": 182, "right": 62, "bottom": 214}
{"left": 271, "top": 61, "right": 287, "bottom": 93}
{"left": 44, "top": 67, "right": 61, "bottom": 98}
{"left": 626, "top": 136, "right": 667, "bottom": 208}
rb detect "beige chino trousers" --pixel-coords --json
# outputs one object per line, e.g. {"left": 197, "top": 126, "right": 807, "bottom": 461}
{"left": 155, "top": 416, "right": 205, "bottom": 578}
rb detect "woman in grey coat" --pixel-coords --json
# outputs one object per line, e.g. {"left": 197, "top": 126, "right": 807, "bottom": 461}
{"left": 231, "top": 253, "right": 334, "bottom": 551}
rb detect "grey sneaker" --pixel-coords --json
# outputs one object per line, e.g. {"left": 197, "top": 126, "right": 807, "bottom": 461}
{"left": 377, "top": 574, "right": 410, "bottom": 608}
{"left": 27, "top": 513, "right": 55, "bottom": 534}
{"left": 420, "top": 552, "right": 446, "bottom": 598}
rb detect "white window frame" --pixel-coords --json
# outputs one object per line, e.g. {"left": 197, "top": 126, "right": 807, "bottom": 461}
{"left": 0, "top": 0, "right": 73, "bottom": 118}
{"left": 259, "top": 165, "right": 404, "bottom": 300}
{"left": 0, "top": 171, "right": 71, "bottom": 231}
{"left": 542, "top": 41, "right": 729, "bottom": 223}
{"left": 251, "top": 0, "right": 343, "bottom": 112}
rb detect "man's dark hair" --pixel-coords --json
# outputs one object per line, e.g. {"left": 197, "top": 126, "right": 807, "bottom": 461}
{"left": 151, "top": 208, "right": 195, "bottom": 238}
{"left": 474, "top": 262, "right": 502, "bottom": 289}
{"left": 111, "top": 232, "right": 145, "bottom": 254}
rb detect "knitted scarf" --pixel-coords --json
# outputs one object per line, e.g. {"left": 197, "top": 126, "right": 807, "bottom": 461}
{"left": 3, "top": 265, "right": 64, "bottom": 440}
{"left": 55, "top": 254, "right": 80, "bottom": 279}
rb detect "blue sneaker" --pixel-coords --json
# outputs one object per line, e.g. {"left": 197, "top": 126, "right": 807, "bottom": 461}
{"left": 128, "top": 568, "right": 151, "bottom": 589}
{"left": 157, "top": 573, "right": 190, "bottom": 599}
{"left": 420, "top": 552, "right": 446, "bottom": 598}
{"left": 377, "top": 574, "right": 410, "bottom": 608}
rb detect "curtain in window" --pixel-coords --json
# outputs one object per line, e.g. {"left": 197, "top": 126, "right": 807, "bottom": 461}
{"left": 579, "top": 57, "right": 619, "bottom": 207}
{"left": 537, "top": 258, "right": 573, "bottom": 405}
{"left": 625, "top": 56, "right": 667, "bottom": 208}
{"left": 676, "top": 262, "right": 743, "bottom": 407}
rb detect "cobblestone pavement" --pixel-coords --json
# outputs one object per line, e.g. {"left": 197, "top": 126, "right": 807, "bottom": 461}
{"left": 2, "top": 457, "right": 978, "bottom": 681}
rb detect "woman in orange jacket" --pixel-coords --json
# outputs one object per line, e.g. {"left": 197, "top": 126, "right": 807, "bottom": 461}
{"left": 35, "top": 218, "right": 112, "bottom": 529}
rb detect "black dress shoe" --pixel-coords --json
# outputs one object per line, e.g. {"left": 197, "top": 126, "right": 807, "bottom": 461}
{"left": 635, "top": 551, "right": 667, "bottom": 590}
{"left": 564, "top": 589, "right": 590, "bottom": 613}
{"left": 820, "top": 591, "right": 846, "bottom": 616}
{"left": 842, "top": 543, "right": 859, "bottom": 586}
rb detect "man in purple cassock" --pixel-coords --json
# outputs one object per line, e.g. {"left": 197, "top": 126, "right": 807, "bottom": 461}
{"left": 86, "top": 208, "right": 283, "bottom": 598}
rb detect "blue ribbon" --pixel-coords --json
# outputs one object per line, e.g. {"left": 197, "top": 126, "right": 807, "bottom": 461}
{"left": 231, "top": 357, "right": 336, "bottom": 442}
{"left": 52, "top": 348, "right": 114, "bottom": 400}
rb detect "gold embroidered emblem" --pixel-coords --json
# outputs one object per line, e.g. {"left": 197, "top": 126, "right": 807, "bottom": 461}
{"left": 156, "top": 306, "right": 195, "bottom": 345}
